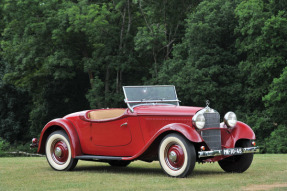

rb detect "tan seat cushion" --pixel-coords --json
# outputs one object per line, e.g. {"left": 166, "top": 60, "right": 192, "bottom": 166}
{"left": 88, "top": 109, "right": 126, "bottom": 120}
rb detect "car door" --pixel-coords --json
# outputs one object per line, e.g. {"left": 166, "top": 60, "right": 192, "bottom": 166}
{"left": 90, "top": 117, "right": 132, "bottom": 147}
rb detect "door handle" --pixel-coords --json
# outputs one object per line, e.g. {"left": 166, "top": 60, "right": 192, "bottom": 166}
{"left": 121, "top": 122, "right": 128, "bottom": 127}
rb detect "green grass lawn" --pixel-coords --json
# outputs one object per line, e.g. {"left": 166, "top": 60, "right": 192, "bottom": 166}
{"left": 0, "top": 154, "right": 287, "bottom": 191}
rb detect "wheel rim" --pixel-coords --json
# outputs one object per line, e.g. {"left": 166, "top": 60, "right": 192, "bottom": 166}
{"left": 50, "top": 138, "right": 69, "bottom": 165}
{"left": 164, "top": 142, "right": 185, "bottom": 170}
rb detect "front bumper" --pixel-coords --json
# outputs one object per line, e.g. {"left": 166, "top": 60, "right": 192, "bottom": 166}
{"left": 198, "top": 146, "right": 259, "bottom": 158}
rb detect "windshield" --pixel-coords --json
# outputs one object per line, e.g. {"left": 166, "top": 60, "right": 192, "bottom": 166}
{"left": 123, "top": 85, "right": 179, "bottom": 110}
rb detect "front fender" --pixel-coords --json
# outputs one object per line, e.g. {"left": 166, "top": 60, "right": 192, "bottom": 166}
{"left": 231, "top": 121, "right": 256, "bottom": 143}
{"left": 37, "top": 118, "right": 82, "bottom": 158}
{"left": 123, "top": 123, "right": 202, "bottom": 160}
{"left": 156, "top": 123, "right": 203, "bottom": 143}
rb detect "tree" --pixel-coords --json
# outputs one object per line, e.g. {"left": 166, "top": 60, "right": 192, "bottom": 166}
{"left": 235, "top": 0, "right": 287, "bottom": 150}
{"left": 158, "top": 0, "right": 241, "bottom": 114}
{"left": 1, "top": 0, "right": 90, "bottom": 137}
{"left": 235, "top": 0, "right": 277, "bottom": 111}
{"left": 134, "top": 0, "right": 200, "bottom": 81}
{"left": 263, "top": 66, "right": 287, "bottom": 152}
{"left": 0, "top": 83, "right": 31, "bottom": 143}
{"left": 0, "top": 1, "right": 31, "bottom": 143}
{"left": 264, "top": 66, "right": 287, "bottom": 126}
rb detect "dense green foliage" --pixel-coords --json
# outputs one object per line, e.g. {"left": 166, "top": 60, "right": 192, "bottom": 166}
{"left": 0, "top": 0, "right": 286, "bottom": 153}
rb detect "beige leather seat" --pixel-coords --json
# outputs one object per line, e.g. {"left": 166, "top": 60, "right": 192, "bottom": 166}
{"left": 88, "top": 109, "right": 126, "bottom": 120}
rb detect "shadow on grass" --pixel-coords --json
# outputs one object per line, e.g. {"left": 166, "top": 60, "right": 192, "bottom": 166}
{"left": 72, "top": 163, "right": 225, "bottom": 177}
{"left": 193, "top": 169, "right": 225, "bottom": 176}
{"left": 74, "top": 165, "right": 164, "bottom": 176}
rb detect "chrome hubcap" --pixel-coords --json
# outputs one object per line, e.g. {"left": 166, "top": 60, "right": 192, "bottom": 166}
{"left": 169, "top": 151, "right": 177, "bottom": 162}
{"left": 55, "top": 147, "right": 62, "bottom": 157}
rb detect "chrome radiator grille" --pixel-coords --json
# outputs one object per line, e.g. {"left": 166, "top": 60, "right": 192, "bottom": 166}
{"left": 201, "top": 112, "right": 221, "bottom": 150}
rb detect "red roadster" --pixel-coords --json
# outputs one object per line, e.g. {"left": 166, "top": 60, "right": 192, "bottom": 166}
{"left": 33, "top": 85, "right": 259, "bottom": 177}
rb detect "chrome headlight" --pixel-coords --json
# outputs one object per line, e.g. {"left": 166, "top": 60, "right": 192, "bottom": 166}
{"left": 224, "top": 111, "right": 237, "bottom": 128}
{"left": 192, "top": 113, "right": 205, "bottom": 129}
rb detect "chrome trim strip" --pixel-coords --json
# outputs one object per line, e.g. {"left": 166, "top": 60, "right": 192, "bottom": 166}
{"left": 123, "top": 85, "right": 176, "bottom": 88}
{"left": 75, "top": 155, "right": 123, "bottom": 160}
{"left": 198, "top": 146, "right": 259, "bottom": 158}
{"left": 198, "top": 150, "right": 222, "bottom": 158}
{"left": 242, "top": 147, "right": 260, "bottom": 153}
{"left": 125, "top": 99, "right": 180, "bottom": 103}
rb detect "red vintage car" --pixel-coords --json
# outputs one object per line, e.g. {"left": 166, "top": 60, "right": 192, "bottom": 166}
{"left": 34, "top": 85, "right": 259, "bottom": 177}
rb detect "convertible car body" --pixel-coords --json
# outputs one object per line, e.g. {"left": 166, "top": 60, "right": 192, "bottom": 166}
{"left": 34, "top": 85, "right": 259, "bottom": 177}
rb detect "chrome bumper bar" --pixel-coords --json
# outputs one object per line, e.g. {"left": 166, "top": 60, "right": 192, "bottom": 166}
{"left": 198, "top": 146, "right": 259, "bottom": 158}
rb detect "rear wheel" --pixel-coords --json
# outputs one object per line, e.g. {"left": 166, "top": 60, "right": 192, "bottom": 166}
{"left": 159, "top": 133, "right": 196, "bottom": 178}
{"left": 218, "top": 140, "right": 253, "bottom": 173}
{"left": 45, "top": 130, "right": 78, "bottom": 171}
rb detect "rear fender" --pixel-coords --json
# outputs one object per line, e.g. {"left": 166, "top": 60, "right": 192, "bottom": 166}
{"left": 37, "top": 118, "right": 82, "bottom": 158}
{"left": 231, "top": 121, "right": 256, "bottom": 144}
{"left": 123, "top": 123, "right": 202, "bottom": 160}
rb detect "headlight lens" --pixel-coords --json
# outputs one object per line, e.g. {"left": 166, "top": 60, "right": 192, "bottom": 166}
{"left": 224, "top": 111, "right": 237, "bottom": 128}
{"left": 192, "top": 113, "right": 205, "bottom": 129}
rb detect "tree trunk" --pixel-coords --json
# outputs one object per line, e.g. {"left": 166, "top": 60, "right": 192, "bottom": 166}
{"left": 88, "top": 71, "right": 94, "bottom": 88}
{"left": 153, "top": 47, "right": 158, "bottom": 78}
{"left": 105, "top": 65, "right": 110, "bottom": 107}
{"left": 116, "top": 69, "right": 119, "bottom": 94}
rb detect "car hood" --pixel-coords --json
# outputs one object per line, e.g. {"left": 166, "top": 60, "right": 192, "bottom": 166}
{"left": 133, "top": 105, "right": 203, "bottom": 116}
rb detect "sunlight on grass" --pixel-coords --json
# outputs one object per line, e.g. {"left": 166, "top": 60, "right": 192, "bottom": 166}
{"left": 0, "top": 154, "right": 287, "bottom": 191}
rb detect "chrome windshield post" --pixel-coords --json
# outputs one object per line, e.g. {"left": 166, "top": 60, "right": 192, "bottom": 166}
{"left": 124, "top": 99, "right": 134, "bottom": 113}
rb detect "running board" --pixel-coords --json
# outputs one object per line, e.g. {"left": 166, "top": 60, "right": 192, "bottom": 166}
{"left": 75, "top": 155, "right": 123, "bottom": 161}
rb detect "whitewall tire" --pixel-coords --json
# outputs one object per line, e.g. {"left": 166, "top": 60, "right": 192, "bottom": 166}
{"left": 45, "top": 130, "right": 78, "bottom": 171}
{"left": 159, "top": 133, "right": 196, "bottom": 178}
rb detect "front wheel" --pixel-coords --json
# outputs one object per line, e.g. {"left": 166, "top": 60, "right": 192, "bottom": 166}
{"left": 218, "top": 140, "right": 253, "bottom": 173}
{"left": 45, "top": 130, "right": 78, "bottom": 171}
{"left": 159, "top": 133, "right": 196, "bottom": 178}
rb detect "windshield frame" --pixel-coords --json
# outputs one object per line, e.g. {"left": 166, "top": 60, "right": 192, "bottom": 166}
{"left": 123, "top": 85, "right": 180, "bottom": 112}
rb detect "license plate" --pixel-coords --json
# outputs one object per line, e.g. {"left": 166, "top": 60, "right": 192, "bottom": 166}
{"left": 223, "top": 148, "right": 243, "bottom": 156}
